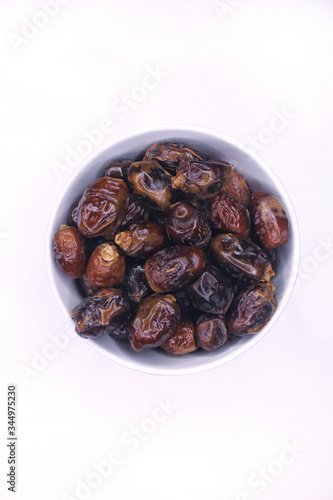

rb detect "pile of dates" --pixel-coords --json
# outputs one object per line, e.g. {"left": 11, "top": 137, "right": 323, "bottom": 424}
{"left": 53, "top": 141, "right": 290, "bottom": 354}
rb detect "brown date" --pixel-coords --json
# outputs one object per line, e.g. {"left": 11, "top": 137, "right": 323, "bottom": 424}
{"left": 187, "top": 265, "right": 234, "bottom": 315}
{"left": 195, "top": 315, "right": 229, "bottom": 351}
{"left": 104, "top": 159, "right": 132, "bottom": 180}
{"left": 71, "top": 288, "right": 131, "bottom": 338}
{"left": 76, "top": 273, "right": 99, "bottom": 297}
{"left": 250, "top": 192, "right": 290, "bottom": 249}
{"left": 76, "top": 177, "right": 129, "bottom": 238}
{"left": 123, "top": 261, "right": 152, "bottom": 303}
{"left": 68, "top": 195, "right": 82, "bottom": 226}
{"left": 171, "top": 160, "right": 234, "bottom": 199}
{"left": 115, "top": 221, "right": 167, "bottom": 258}
{"left": 127, "top": 161, "right": 174, "bottom": 211}
{"left": 223, "top": 169, "right": 251, "bottom": 206}
{"left": 227, "top": 281, "right": 277, "bottom": 336}
{"left": 53, "top": 225, "right": 86, "bottom": 279}
{"left": 129, "top": 293, "right": 180, "bottom": 351}
{"left": 120, "top": 194, "right": 149, "bottom": 228}
{"left": 165, "top": 201, "right": 212, "bottom": 249}
{"left": 172, "top": 288, "right": 200, "bottom": 321}
{"left": 86, "top": 243, "right": 125, "bottom": 288}
{"left": 145, "top": 245, "right": 206, "bottom": 293}
{"left": 207, "top": 191, "right": 251, "bottom": 237}
{"left": 161, "top": 320, "right": 198, "bottom": 355}
{"left": 210, "top": 233, "right": 275, "bottom": 281}
{"left": 144, "top": 141, "right": 204, "bottom": 172}
{"left": 108, "top": 317, "right": 131, "bottom": 342}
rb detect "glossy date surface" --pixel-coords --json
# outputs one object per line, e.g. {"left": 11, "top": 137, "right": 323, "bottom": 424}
{"left": 86, "top": 243, "right": 125, "bottom": 288}
{"left": 207, "top": 191, "right": 251, "bottom": 238}
{"left": 115, "top": 221, "right": 167, "bottom": 258}
{"left": 195, "top": 314, "right": 229, "bottom": 351}
{"left": 165, "top": 201, "right": 212, "bottom": 249}
{"left": 128, "top": 161, "right": 174, "bottom": 211}
{"left": 144, "top": 141, "right": 204, "bottom": 172}
{"left": 250, "top": 192, "right": 290, "bottom": 249}
{"left": 53, "top": 225, "right": 86, "bottom": 279}
{"left": 161, "top": 320, "right": 198, "bottom": 355}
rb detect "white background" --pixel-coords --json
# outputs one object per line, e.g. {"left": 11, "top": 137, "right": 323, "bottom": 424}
{"left": 1, "top": 0, "right": 333, "bottom": 499}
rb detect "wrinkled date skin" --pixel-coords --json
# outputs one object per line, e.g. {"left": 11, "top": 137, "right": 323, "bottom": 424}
{"left": 171, "top": 160, "right": 234, "bottom": 199}
{"left": 145, "top": 245, "right": 206, "bottom": 293}
{"left": 123, "top": 262, "right": 152, "bottom": 303}
{"left": 165, "top": 201, "right": 212, "bottom": 249}
{"left": 86, "top": 243, "right": 125, "bottom": 288}
{"left": 207, "top": 191, "right": 251, "bottom": 238}
{"left": 129, "top": 294, "right": 180, "bottom": 351}
{"left": 227, "top": 281, "right": 277, "bottom": 336}
{"left": 76, "top": 273, "right": 99, "bottom": 297}
{"left": 115, "top": 221, "right": 167, "bottom": 258}
{"left": 104, "top": 159, "right": 133, "bottom": 180}
{"left": 68, "top": 196, "right": 82, "bottom": 227}
{"left": 144, "top": 142, "right": 204, "bottom": 172}
{"left": 108, "top": 317, "right": 131, "bottom": 342}
{"left": 53, "top": 225, "right": 86, "bottom": 278}
{"left": 120, "top": 194, "right": 149, "bottom": 229}
{"left": 250, "top": 192, "right": 290, "bottom": 250}
{"left": 210, "top": 233, "right": 275, "bottom": 282}
{"left": 76, "top": 177, "right": 129, "bottom": 238}
{"left": 71, "top": 288, "right": 131, "bottom": 338}
{"left": 127, "top": 161, "right": 174, "bottom": 211}
{"left": 187, "top": 265, "right": 234, "bottom": 315}
{"left": 223, "top": 169, "right": 251, "bottom": 206}
{"left": 161, "top": 320, "right": 198, "bottom": 355}
{"left": 195, "top": 315, "right": 229, "bottom": 351}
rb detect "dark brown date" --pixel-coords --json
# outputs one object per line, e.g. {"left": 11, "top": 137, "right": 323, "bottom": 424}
{"left": 71, "top": 288, "right": 131, "bottom": 338}
{"left": 127, "top": 161, "right": 174, "bottom": 211}
{"left": 123, "top": 261, "right": 152, "bottom": 303}
{"left": 104, "top": 159, "right": 132, "bottom": 180}
{"left": 144, "top": 142, "right": 204, "bottom": 172}
{"left": 76, "top": 273, "right": 99, "bottom": 297}
{"left": 129, "top": 293, "right": 180, "bottom": 351}
{"left": 171, "top": 160, "right": 234, "bottom": 199}
{"left": 210, "top": 233, "right": 275, "bottom": 281}
{"left": 250, "top": 192, "right": 290, "bottom": 249}
{"left": 207, "top": 191, "right": 251, "bottom": 238}
{"left": 227, "top": 281, "right": 277, "bottom": 336}
{"left": 120, "top": 194, "right": 149, "bottom": 228}
{"left": 172, "top": 288, "right": 200, "bottom": 320}
{"left": 161, "top": 320, "right": 198, "bottom": 355}
{"left": 145, "top": 245, "right": 206, "bottom": 293}
{"left": 53, "top": 225, "right": 86, "bottom": 278}
{"left": 115, "top": 221, "right": 167, "bottom": 258}
{"left": 223, "top": 169, "right": 251, "bottom": 206}
{"left": 108, "top": 317, "right": 131, "bottom": 342}
{"left": 165, "top": 201, "right": 212, "bottom": 249}
{"left": 195, "top": 315, "right": 229, "bottom": 351}
{"left": 76, "top": 177, "right": 129, "bottom": 238}
{"left": 86, "top": 243, "right": 125, "bottom": 288}
{"left": 187, "top": 265, "right": 234, "bottom": 315}
{"left": 68, "top": 195, "right": 82, "bottom": 226}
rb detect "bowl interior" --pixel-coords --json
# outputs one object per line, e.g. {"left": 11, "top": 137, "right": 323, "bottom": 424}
{"left": 47, "top": 126, "right": 300, "bottom": 375}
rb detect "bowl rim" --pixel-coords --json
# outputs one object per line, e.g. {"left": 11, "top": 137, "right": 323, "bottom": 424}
{"left": 46, "top": 123, "right": 301, "bottom": 376}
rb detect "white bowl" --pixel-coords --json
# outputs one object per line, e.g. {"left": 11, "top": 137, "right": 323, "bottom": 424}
{"left": 46, "top": 125, "right": 300, "bottom": 375}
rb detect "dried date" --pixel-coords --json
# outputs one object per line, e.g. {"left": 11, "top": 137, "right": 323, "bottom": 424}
{"left": 53, "top": 225, "right": 86, "bottom": 278}
{"left": 195, "top": 315, "right": 229, "bottom": 351}
{"left": 161, "top": 320, "right": 198, "bottom": 354}
{"left": 144, "top": 141, "right": 204, "bottom": 172}
{"left": 207, "top": 191, "right": 251, "bottom": 238}
{"left": 86, "top": 243, "right": 125, "bottom": 288}
{"left": 250, "top": 192, "right": 290, "bottom": 249}
{"left": 115, "top": 221, "right": 167, "bottom": 258}
{"left": 165, "top": 201, "right": 212, "bottom": 249}
{"left": 123, "top": 261, "right": 152, "bottom": 303}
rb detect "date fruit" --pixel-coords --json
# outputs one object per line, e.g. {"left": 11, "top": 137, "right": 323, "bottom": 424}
{"left": 123, "top": 261, "right": 152, "bottom": 303}
{"left": 171, "top": 160, "right": 234, "bottom": 199}
{"left": 165, "top": 201, "right": 212, "bottom": 249}
{"left": 145, "top": 245, "right": 206, "bottom": 293}
{"left": 76, "top": 177, "right": 129, "bottom": 238}
{"left": 223, "top": 169, "right": 251, "bottom": 206}
{"left": 129, "top": 293, "right": 180, "bottom": 351}
{"left": 76, "top": 273, "right": 99, "bottom": 297}
{"left": 127, "top": 161, "right": 174, "bottom": 211}
{"left": 144, "top": 141, "right": 204, "bottom": 172}
{"left": 120, "top": 194, "right": 148, "bottom": 228}
{"left": 104, "top": 159, "right": 132, "bottom": 180}
{"left": 207, "top": 191, "right": 251, "bottom": 237}
{"left": 161, "top": 320, "right": 198, "bottom": 355}
{"left": 72, "top": 288, "right": 131, "bottom": 338}
{"left": 115, "top": 221, "right": 167, "bottom": 258}
{"left": 210, "top": 233, "right": 275, "bottom": 281}
{"left": 86, "top": 243, "right": 125, "bottom": 288}
{"left": 187, "top": 265, "right": 234, "bottom": 315}
{"left": 195, "top": 315, "right": 229, "bottom": 351}
{"left": 250, "top": 192, "right": 290, "bottom": 249}
{"left": 53, "top": 225, "right": 86, "bottom": 278}
{"left": 227, "top": 281, "right": 277, "bottom": 336}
